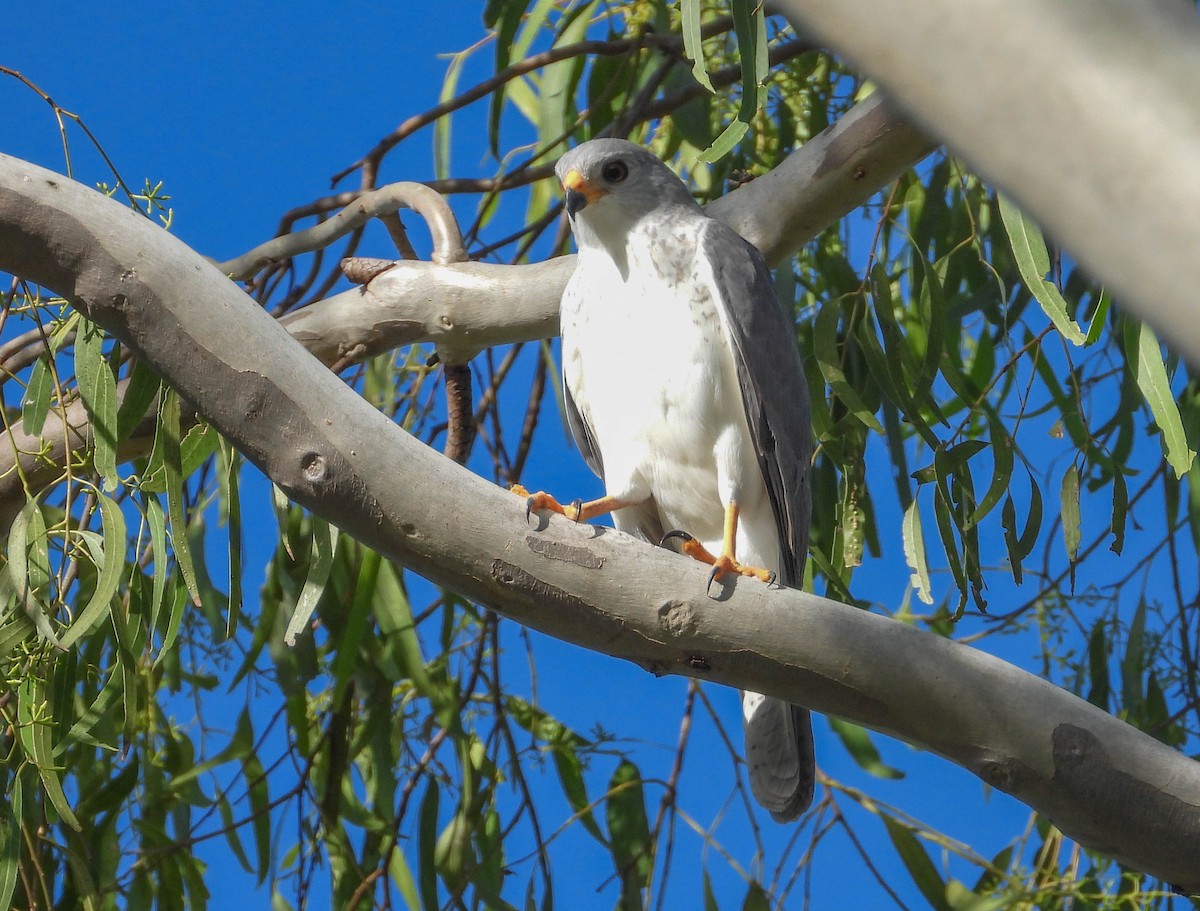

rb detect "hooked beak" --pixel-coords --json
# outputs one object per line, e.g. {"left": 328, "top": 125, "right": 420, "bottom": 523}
{"left": 562, "top": 168, "right": 606, "bottom": 218}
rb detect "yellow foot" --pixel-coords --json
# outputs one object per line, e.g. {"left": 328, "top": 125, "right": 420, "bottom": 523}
{"left": 660, "top": 530, "right": 777, "bottom": 593}
{"left": 510, "top": 484, "right": 582, "bottom": 521}
{"left": 512, "top": 485, "right": 644, "bottom": 525}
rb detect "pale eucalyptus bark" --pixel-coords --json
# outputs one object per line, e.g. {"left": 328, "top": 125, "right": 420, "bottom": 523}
{"left": 777, "top": 0, "right": 1200, "bottom": 370}
{"left": 1, "top": 149, "right": 1198, "bottom": 891}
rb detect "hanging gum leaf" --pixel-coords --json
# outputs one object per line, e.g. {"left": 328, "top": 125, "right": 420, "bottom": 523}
{"left": 1125, "top": 318, "right": 1196, "bottom": 479}
{"left": 997, "top": 195, "right": 1088, "bottom": 345}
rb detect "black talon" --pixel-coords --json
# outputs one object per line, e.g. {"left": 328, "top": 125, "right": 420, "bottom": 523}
{"left": 706, "top": 564, "right": 721, "bottom": 595}
{"left": 569, "top": 498, "right": 583, "bottom": 522}
{"left": 525, "top": 497, "right": 536, "bottom": 522}
{"left": 766, "top": 571, "right": 777, "bottom": 586}
{"left": 660, "top": 529, "right": 693, "bottom": 548}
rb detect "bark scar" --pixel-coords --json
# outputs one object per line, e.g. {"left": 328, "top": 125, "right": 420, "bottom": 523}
{"left": 525, "top": 534, "right": 604, "bottom": 568}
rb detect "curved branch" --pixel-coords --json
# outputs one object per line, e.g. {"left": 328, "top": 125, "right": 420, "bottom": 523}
{"left": 219, "top": 181, "right": 467, "bottom": 280}
{"left": 0, "top": 151, "right": 1196, "bottom": 890}
{"left": 777, "top": 0, "right": 1200, "bottom": 368}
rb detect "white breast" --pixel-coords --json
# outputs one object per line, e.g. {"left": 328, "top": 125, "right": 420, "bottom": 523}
{"left": 560, "top": 219, "right": 777, "bottom": 569}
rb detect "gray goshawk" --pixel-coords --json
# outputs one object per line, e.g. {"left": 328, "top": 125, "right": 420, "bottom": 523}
{"left": 521, "top": 138, "right": 815, "bottom": 822}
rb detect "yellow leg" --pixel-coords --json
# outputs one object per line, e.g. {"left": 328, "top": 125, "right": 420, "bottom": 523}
{"left": 662, "top": 501, "right": 776, "bottom": 590}
{"left": 511, "top": 484, "right": 639, "bottom": 522}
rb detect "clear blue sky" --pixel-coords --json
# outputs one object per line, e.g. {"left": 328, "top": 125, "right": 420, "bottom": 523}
{"left": 3, "top": 3, "right": 1109, "bottom": 908}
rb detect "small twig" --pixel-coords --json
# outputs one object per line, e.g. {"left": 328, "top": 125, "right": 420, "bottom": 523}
{"left": 332, "top": 17, "right": 736, "bottom": 188}
{"left": 442, "top": 362, "right": 475, "bottom": 465}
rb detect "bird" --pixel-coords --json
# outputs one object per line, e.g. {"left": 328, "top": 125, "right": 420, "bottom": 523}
{"left": 517, "top": 138, "right": 815, "bottom": 822}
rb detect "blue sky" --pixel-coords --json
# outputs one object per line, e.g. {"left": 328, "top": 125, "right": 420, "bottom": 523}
{"left": 2, "top": 3, "right": 1153, "bottom": 908}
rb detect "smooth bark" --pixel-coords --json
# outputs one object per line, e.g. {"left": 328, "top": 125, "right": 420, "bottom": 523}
{"left": 777, "top": 0, "right": 1200, "bottom": 369}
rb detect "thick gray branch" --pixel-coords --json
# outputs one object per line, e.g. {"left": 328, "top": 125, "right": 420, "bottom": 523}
{"left": 0, "top": 153, "right": 1196, "bottom": 891}
{"left": 777, "top": 0, "right": 1200, "bottom": 368}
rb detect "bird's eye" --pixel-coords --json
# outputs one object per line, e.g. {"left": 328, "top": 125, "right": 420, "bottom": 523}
{"left": 601, "top": 160, "right": 629, "bottom": 183}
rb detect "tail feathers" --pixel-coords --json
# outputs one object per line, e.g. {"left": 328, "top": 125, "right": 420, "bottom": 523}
{"left": 742, "top": 692, "right": 815, "bottom": 823}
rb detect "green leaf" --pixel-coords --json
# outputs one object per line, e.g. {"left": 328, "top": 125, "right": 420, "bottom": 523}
{"left": 159, "top": 389, "right": 201, "bottom": 606}
{"left": 740, "top": 882, "right": 771, "bottom": 911}
{"left": 486, "top": 0, "right": 533, "bottom": 155}
{"left": 945, "top": 879, "right": 1008, "bottom": 911}
{"left": 1121, "top": 600, "right": 1147, "bottom": 717}
{"left": 116, "top": 358, "right": 163, "bottom": 442}
{"left": 553, "top": 741, "right": 606, "bottom": 845}
{"left": 932, "top": 487, "right": 968, "bottom": 620}
{"left": 75, "top": 317, "right": 120, "bottom": 490}
{"left": 1085, "top": 289, "right": 1111, "bottom": 345}
{"left": 56, "top": 665, "right": 122, "bottom": 755}
{"left": 902, "top": 499, "right": 934, "bottom": 606}
{"left": 245, "top": 751, "right": 271, "bottom": 883}
{"left": 997, "top": 195, "right": 1087, "bottom": 345}
{"left": 0, "top": 776, "right": 20, "bottom": 911}
{"left": 17, "top": 677, "right": 82, "bottom": 830}
{"left": 1060, "top": 464, "right": 1081, "bottom": 564}
{"left": 418, "top": 780, "right": 440, "bottom": 911}
{"left": 143, "top": 492, "right": 169, "bottom": 632}
{"left": 156, "top": 579, "right": 188, "bottom": 670}
{"left": 881, "top": 816, "right": 951, "bottom": 911}
{"left": 0, "top": 613, "right": 35, "bottom": 659}
{"left": 138, "top": 421, "right": 220, "bottom": 493}
{"left": 813, "top": 299, "right": 885, "bottom": 434}
{"left": 223, "top": 444, "right": 243, "bottom": 637}
{"left": 966, "top": 414, "right": 1014, "bottom": 529}
{"left": 21, "top": 355, "right": 55, "bottom": 436}
{"left": 606, "top": 760, "right": 652, "bottom": 911}
{"left": 216, "top": 793, "right": 254, "bottom": 874}
{"left": 389, "top": 846, "right": 422, "bottom": 911}
{"left": 829, "top": 718, "right": 904, "bottom": 779}
{"left": 535, "top": 2, "right": 591, "bottom": 160}
{"left": 681, "top": 0, "right": 715, "bottom": 92}
{"left": 698, "top": 120, "right": 750, "bottom": 164}
{"left": 374, "top": 561, "right": 442, "bottom": 713}
{"left": 7, "top": 497, "right": 59, "bottom": 647}
{"left": 1126, "top": 319, "right": 1196, "bottom": 478}
{"left": 435, "top": 43, "right": 471, "bottom": 181}
{"left": 284, "top": 516, "right": 340, "bottom": 647}
{"left": 696, "top": 0, "right": 771, "bottom": 161}
{"left": 973, "top": 845, "right": 1014, "bottom": 893}
{"left": 1001, "top": 496, "right": 1023, "bottom": 585}
{"left": 1109, "top": 469, "right": 1128, "bottom": 555}
{"left": 1086, "top": 621, "right": 1110, "bottom": 710}
{"left": 60, "top": 491, "right": 127, "bottom": 648}
{"left": 330, "top": 547, "right": 380, "bottom": 704}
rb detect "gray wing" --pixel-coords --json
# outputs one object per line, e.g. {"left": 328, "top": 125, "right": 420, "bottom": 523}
{"left": 699, "top": 219, "right": 812, "bottom": 588}
{"left": 563, "top": 381, "right": 604, "bottom": 479}
{"left": 703, "top": 219, "right": 817, "bottom": 821}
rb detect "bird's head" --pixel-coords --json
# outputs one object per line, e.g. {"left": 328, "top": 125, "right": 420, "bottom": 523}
{"left": 555, "top": 140, "right": 699, "bottom": 242}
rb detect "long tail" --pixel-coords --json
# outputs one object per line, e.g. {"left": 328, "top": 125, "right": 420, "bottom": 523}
{"left": 742, "top": 692, "right": 815, "bottom": 822}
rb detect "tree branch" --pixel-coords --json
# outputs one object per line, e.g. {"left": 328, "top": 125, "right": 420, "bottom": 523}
{"left": 1, "top": 151, "right": 1197, "bottom": 892}
{"left": 777, "top": 0, "right": 1200, "bottom": 369}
